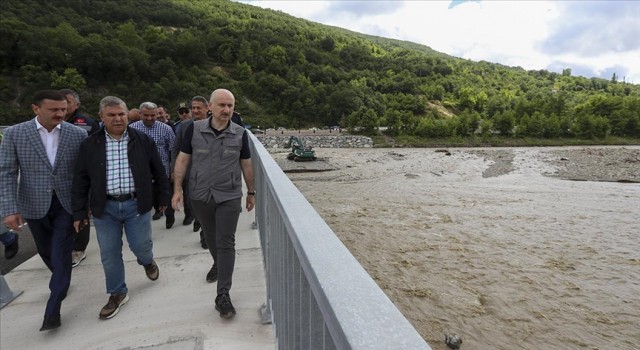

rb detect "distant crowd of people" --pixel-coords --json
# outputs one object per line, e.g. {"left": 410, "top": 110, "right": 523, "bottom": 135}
{"left": 0, "top": 88, "right": 255, "bottom": 331}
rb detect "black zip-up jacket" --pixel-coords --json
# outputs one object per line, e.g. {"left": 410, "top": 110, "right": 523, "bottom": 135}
{"left": 71, "top": 127, "right": 170, "bottom": 220}
{"left": 67, "top": 110, "right": 101, "bottom": 135}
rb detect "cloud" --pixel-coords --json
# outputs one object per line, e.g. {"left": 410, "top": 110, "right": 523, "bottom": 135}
{"left": 324, "top": 1, "right": 404, "bottom": 19}
{"left": 236, "top": 0, "right": 639, "bottom": 82}
{"left": 540, "top": 2, "right": 640, "bottom": 55}
{"left": 537, "top": 2, "right": 640, "bottom": 82}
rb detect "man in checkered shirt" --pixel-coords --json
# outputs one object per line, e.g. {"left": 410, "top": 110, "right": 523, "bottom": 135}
{"left": 129, "top": 102, "right": 176, "bottom": 229}
{"left": 72, "top": 96, "right": 169, "bottom": 320}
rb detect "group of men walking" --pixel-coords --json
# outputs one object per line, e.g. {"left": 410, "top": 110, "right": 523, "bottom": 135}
{"left": 0, "top": 88, "right": 255, "bottom": 331}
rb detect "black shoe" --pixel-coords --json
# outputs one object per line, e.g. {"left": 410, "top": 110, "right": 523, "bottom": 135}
{"left": 165, "top": 216, "right": 175, "bottom": 229}
{"left": 215, "top": 293, "right": 236, "bottom": 318}
{"left": 5, "top": 238, "right": 19, "bottom": 259}
{"left": 206, "top": 264, "right": 218, "bottom": 283}
{"left": 200, "top": 231, "right": 208, "bottom": 249}
{"left": 193, "top": 221, "right": 201, "bottom": 232}
{"left": 183, "top": 215, "right": 194, "bottom": 226}
{"left": 39, "top": 314, "right": 61, "bottom": 331}
{"left": 152, "top": 211, "right": 163, "bottom": 220}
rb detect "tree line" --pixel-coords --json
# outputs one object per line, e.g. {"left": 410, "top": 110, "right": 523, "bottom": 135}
{"left": 1, "top": 0, "right": 639, "bottom": 140}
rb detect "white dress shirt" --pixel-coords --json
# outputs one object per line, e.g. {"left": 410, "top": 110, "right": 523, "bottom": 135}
{"left": 35, "top": 117, "right": 61, "bottom": 167}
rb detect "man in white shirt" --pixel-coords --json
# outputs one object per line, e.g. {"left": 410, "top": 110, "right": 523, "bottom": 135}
{"left": 0, "top": 90, "right": 87, "bottom": 331}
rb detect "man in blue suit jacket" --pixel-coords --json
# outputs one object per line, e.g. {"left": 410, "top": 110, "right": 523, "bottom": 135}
{"left": 0, "top": 90, "right": 87, "bottom": 331}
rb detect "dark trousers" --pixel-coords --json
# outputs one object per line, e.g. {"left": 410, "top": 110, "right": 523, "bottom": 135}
{"left": 72, "top": 224, "right": 90, "bottom": 251}
{"left": 182, "top": 178, "right": 192, "bottom": 218}
{"left": 25, "top": 195, "right": 74, "bottom": 317}
{"left": 153, "top": 181, "right": 175, "bottom": 218}
{"left": 191, "top": 197, "right": 241, "bottom": 295}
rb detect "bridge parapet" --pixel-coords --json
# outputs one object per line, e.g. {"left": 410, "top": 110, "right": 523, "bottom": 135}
{"left": 249, "top": 132, "right": 431, "bottom": 349}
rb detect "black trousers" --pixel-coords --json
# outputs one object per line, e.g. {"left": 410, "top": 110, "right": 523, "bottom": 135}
{"left": 182, "top": 178, "right": 192, "bottom": 218}
{"left": 153, "top": 181, "right": 175, "bottom": 218}
{"left": 26, "top": 195, "right": 74, "bottom": 317}
{"left": 72, "top": 224, "right": 90, "bottom": 251}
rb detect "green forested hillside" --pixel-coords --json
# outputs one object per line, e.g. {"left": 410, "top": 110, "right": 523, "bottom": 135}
{"left": 1, "top": 0, "right": 639, "bottom": 140}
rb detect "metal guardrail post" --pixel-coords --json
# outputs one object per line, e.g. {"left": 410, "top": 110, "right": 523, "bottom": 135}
{"left": 0, "top": 274, "right": 23, "bottom": 309}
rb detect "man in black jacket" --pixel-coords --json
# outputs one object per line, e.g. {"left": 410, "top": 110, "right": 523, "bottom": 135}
{"left": 60, "top": 88, "right": 100, "bottom": 268}
{"left": 71, "top": 96, "right": 170, "bottom": 320}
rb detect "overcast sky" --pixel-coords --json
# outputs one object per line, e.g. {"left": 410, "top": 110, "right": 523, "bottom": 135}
{"left": 236, "top": 0, "right": 640, "bottom": 84}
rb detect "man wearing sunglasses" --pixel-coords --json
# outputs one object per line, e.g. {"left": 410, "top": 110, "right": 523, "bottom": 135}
{"left": 173, "top": 102, "right": 192, "bottom": 135}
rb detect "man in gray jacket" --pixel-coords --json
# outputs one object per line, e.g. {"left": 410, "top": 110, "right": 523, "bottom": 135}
{"left": 171, "top": 88, "right": 255, "bottom": 319}
{"left": 0, "top": 90, "right": 87, "bottom": 331}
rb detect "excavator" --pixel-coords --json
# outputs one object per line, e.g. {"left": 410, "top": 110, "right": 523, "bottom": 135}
{"left": 285, "top": 136, "right": 317, "bottom": 161}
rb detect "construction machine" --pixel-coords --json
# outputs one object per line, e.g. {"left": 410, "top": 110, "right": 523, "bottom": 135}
{"left": 285, "top": 136, "right": 316, "bottom": 162}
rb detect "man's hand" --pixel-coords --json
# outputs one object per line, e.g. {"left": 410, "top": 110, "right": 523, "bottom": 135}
{"left": 171, "top": 192, "right": 183, "bottom": 211}
{"left": 3, "top": 213, "right": 25, "bottom": 231}
{"left": 73, "top": 219, "right": 89, "bottom": 233}
{"left": 245, "top": 195, "right": 255, "bottom": 212}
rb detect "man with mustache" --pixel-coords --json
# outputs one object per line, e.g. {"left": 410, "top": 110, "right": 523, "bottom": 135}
{"left": 72, "top": 96, "right": 170, "bottom": 320}
{"left": 0, "top": 90, "right": 87, "bottom": 331}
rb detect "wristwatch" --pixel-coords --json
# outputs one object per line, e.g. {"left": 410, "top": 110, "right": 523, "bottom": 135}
{"left": 247, "top": 191, "right": 256, "bottom": 196}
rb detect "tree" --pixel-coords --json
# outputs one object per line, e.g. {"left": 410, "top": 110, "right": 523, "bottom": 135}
{"left": 319, "top": 36, "right": 335, "bottom": 52}
{"left": 328, "top": 81, "right": 363, "bottom": 125}
{"left": 457, "top": 86, "right": 487, "bottom": 113}
{"left": 479, "top": 119, "right": 493, "bottom": 138}
{"left": 493, "top": 110, "right": 515, "bottom": 136}
{"left": 453, "top": 109, "right": 481, "bottom": 136}
{"left": 415, "top": 113, "right": 451, "bottom": 138}
{"left": 50, "top": 68, "right": 86, "bottom": 90}
{"left": 343, "top": 107, "right": 379, "bottom": 133}
{"left": 574, "top": 112, "right": 610, "bottom": 139}
{"left": 117, "top": 22, "right": 144, "bottom": 49}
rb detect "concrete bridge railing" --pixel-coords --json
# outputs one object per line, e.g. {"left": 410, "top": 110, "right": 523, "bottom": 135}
{"left": 249, "top": 132, "right": 432, "bottom": 350}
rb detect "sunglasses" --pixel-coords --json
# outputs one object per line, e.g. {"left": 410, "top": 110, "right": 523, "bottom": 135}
{"left": 178, "top": 110, "right": 190, "bottom": 114}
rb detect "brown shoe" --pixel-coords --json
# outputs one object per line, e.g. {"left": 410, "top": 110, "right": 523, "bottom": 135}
{"left": 144, "top": 260, "right": 159, "bottom": 281}
{"left": 99, "top": 293, "right": 129, "bottom": 320}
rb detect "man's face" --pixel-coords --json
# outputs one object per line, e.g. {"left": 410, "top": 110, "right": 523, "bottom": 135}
{"left": 100, "top": 105, "right": 128, "bottom": 136}
{"left": 191, "top": 101, "right": 208, "bottom": 120}
{"left": 33, "top": 99, "right": 67, "bottom": 131}
{"left": 64, "top": 94, "right": 79, "bottom": 117}
{"left": 156, "top": 107, "right": 167, "bottom": 122}
{"left": 178, "top": 109, "right": 191, "bottom": 121}
{"left": 209, "top": 94, "right": 234, "bottom": 123}
{"left": 128, "top": 109, "right": 141, "bottom": 122}
{"left": 140, "top": 107, "right": 157, "bottom": 127}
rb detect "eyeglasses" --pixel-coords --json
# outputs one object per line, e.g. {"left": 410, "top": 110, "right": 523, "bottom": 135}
{"left": 178, "top": 110, "right": 190, "bottom": 114}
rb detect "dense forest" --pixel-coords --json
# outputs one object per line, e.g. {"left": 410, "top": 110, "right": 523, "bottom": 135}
{"left": 1, "top": 0, "right": 639, "bottom": 140}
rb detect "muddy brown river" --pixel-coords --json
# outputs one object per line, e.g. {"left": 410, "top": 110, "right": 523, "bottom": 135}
{"left": 283, "top": 146, "right": 640, "bottom": 350}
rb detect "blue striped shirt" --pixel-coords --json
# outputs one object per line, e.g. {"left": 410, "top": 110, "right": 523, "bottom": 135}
{"left": 105, "top": 130, "right": 136, "bottom": 195}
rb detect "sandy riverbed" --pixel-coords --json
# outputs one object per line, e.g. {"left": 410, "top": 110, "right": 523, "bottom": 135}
{"left": 276, "top": 146, "right": 640, "bottom": 350}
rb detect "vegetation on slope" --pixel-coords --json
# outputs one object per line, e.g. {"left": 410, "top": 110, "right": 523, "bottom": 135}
{"left": 1, "top": 0, "right": 639, "bottom": 142}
